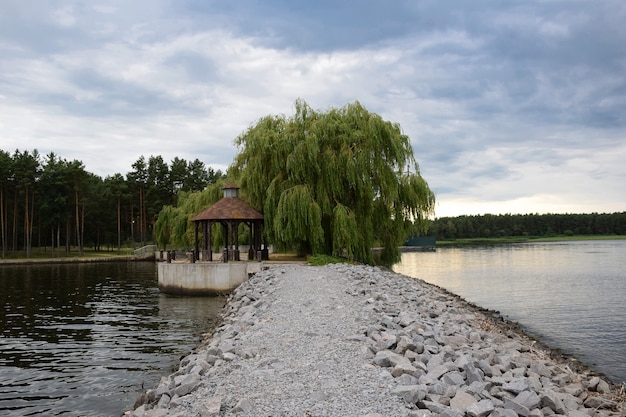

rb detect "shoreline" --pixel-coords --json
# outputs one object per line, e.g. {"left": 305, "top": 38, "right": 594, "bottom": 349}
{"left": 0, "top": 255, "right": 138, "bottom": 266}
{"left": 409, "top": 275, "right": 617, "bottom": 385}
{"left": 128, "top": 263, "right": 624, "bottom": 417}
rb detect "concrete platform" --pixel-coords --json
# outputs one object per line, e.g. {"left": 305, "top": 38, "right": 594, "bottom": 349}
{"left": 157, "top": 261, "right": 262, "bottom": 295}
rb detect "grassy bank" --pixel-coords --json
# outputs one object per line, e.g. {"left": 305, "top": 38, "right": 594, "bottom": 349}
{"left": 438, "top": 234, "right": 626, "bottom": 246}
{"left": 0, "top": 248, "right": 136, "bottom": 264}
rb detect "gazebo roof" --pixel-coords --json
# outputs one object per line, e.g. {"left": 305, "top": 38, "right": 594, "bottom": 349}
{"left": 190, "top": 186, "right": 263, "bottom": 222}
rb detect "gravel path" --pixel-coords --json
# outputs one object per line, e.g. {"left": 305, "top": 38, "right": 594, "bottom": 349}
{"left": 128, "top": 263, "right": 624, "bottom": 417}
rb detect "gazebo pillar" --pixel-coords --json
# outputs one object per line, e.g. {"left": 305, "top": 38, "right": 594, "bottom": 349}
{"left": 193, "top": 222, "right": 199, "bottom": 263}
{"left": 189, "top": 183, "right": 264, "bottom": 263}
{"left": 208, "top": 221, "right": 213, "bottom": 261}
{"left": 222, "top": 222, "right": 229, "bottom": 262}
{"left": 228, "top": 221, "right": 240, "bottom": 261}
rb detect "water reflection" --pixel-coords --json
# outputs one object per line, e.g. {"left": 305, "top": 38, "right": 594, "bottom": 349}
{"left": 0, "top": 262, "right": 225, "bottom": 417}
{"left": 394, "top": 240, "right": 626, "bottom": 384}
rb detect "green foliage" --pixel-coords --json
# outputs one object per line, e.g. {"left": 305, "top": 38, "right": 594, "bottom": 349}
{"left": 0, "top": 148, "right": 224, "bottom": 256}
{"left": 308, "top": 254, "right": 344, "bottom": 266}
{"left": 232, "top": 99, "right": 435, "bottom": 265}
{"left": 153, "top": 181, "right": 226, "bottom": 250}
{"left": 431, "top": 212, "right": 626, "bottom": 240}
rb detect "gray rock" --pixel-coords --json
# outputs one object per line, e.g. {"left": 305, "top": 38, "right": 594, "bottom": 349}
{"left": 596, "top": 378, "right": 611, "bottom": 394}
{"left": 408, "top": 410, "right": 433, "bottom": 417}
{"left": 514, "top": 390, "right": 540, "bottom": 410}
{"left": 391, "top": 384, "right": 426, "bottom": 403}
{"left": 396, "top": 373, "right": 420, "bottom": 385}
{"left": 205, "top": 346, "right": 222, "bottom": 358}
{"left": 422, "top": 400, "right": 449, "bottom": 414}
{"left": 466, "top": 399, "right": 496, "bottom": 417}
{"left": 540, "top": 390, "right": 566, "bottom": 414}
{"left": 502, "top": 378, "right": 530, "bottom": 394}
{"left": 440, "top": 410, "right": 464, "bottom": 417}
{"left": 490, "top": 408, "right": 519, "bottom": 417}
{"left": 450, "top": 391, "right": 477, "bottom": 411}
{"left": 132, "top": 404, "right": 147, "bottom": 417}
{"left": 467, "top": 380, "right": 491, "bottom": 395}
{"left": 552, "top": 373, "right": 571, "bottom": 387}
{"left": 429, "top": 381, "right": 447, "bottom": 395}
{"left": 232, "top": 397, "right": 251, "bottom": 413}
{"left": 563, "top": 382, "right": 584, "bottom": 396}
{"left": 477, "top": 359, "right": 494, "bottom": 377}
{"left": 557, "top": 392, "right": 581, "bottom": 411}
{"left": 201, "top": 395, "right": 221, "bottom": 416}
{"left": 464, "top": 364, "right": 485, "bottom": 384}
{"left": 376, "top": 333, "right": 398, "bottom": 351}
{"left": 175, "top": 379, "right": 202, "bottom": 397}
{"left": 567, "top": 411, "right": 596, "bottom": 417}
{"left": 373, "top": 350, "right": 401, "bottom": 367}
{"left": 398, "top": 311, "right": 418, "bottom": 327}
{"left": 442, "top": 334, "right": 468, "bottom": 348}
{"left": 504, "top": 396, "right": 530, "bottom": 417}
{"left": 156, "top": 393, "right": 170, "bottom": 408}
{"left": 426, "top": 364, "right": 450, "bottom": 381}
{"left": 529, "top": 362, "right": 551, "bottom": 377}
{"left": 391, "top": 359, "right": 418, "bottom": 377}
{"left": 396, "top": 335, "right": 417, "bottom": 353}
{"left": 442, "top": 371, "right": 466, "bottom": 386}
{"left": 583, "top": 395, "right": 617, "bottom": 410}
{"left": 143, "top": 409, "right": 168, "bottom": 417}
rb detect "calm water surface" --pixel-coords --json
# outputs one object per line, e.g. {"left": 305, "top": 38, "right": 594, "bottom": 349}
{"left": 0, "top": 261, "right": 225, "bottom": 417}
{"left": 394, "top": 240, "right": 626, "bottom": 385}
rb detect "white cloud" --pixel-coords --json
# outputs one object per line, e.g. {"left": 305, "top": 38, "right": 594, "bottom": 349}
{"left": 1, "top": 0, "right": 624, "bottom": 216}
{"left": 52, "top": 5, "right": 77, "bottom": 27}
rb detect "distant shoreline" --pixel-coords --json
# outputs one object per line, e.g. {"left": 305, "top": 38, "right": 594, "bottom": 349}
{"left": 437, "top": 234, "right": 626, "bottom": 246}
{"left": 0, "top": 255, "right": 136, "bottom": 266}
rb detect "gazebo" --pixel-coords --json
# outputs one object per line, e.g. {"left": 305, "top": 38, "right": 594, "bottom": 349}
{"left": 190, "top": 184, "right": 267, "bottom": 262}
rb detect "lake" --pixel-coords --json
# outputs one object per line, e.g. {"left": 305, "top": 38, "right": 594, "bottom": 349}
{"left": 394, "top": 240, "right": 626, "bottom": 385}
{"left": 2, "top": 241, "right": 624, "bottom": 416}
{"left": 0, "top": 261, "right": 225, "bottom": 417}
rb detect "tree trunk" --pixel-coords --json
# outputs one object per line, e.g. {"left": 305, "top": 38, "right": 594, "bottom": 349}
{"left": 66, "top": 218, "right": 70, "bottom": 253}
{"left": 0, "top": 187, "right": 4, "bottom": 258}
{"left": 139, "top": 185, "right": 144, "bottom": 244}
{"left": 75, "top": 190, "right": 82, "bottom": 256}
{"left": 80, "top": 203, "right": 85, "bottom": 254}
{"left": 12, "top": 190, "right": 17, "bottom": 251}
{"left": 117, "top": 196, "right": 121, "bottom": 252}
{"left": 130, "top": 204, "right": 135, "bottom": 243}
{"left": 24, "top": 184, "right": 30, "bottom": 258}
{"left": 56, "top": 223, "right": 61, "bottom": 253}
{"left": 30, "top": 190, "right": 35, "bottom": 254}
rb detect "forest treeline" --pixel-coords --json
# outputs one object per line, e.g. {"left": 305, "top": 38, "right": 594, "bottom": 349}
{"left": 3, "top": 148, "right": 624, "bottom": 259}
{"left": 429, "top": 212, "right": 626, "bottom": 240}
{"left": 0, "top": 149, "right": 224, "bottom": 257}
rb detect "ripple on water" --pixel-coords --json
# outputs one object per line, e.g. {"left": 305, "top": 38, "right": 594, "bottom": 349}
{"left": 0, "top": 262, "right": 225, "bottom": 416}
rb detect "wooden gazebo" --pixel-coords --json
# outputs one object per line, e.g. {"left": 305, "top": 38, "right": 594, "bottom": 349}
{"left": 190, "top": 184, "right": 267, "bottom": 262}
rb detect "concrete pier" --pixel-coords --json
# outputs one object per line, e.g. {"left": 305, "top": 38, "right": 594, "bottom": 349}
{"left": 157, "top": 262, "right": 261, "bottom": 295}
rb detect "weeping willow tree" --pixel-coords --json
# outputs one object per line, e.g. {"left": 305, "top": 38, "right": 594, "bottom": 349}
{"left": 154, "top": 182, "right": 225, "bottom": 249}
{"left": 231, "top": 99, "right": 435, "bottom": 265}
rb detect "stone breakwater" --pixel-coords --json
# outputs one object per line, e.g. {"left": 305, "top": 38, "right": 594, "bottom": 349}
{"left": 127, "top": 263, "right": 624, "bottom": 417}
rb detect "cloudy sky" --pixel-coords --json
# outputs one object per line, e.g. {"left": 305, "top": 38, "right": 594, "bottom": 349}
{"left": 1, "top": 1, "right": 624, "bottom": 217}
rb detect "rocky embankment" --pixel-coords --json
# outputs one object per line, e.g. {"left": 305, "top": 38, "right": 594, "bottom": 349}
{"left": 127, "top": 263, "right": 624, "bottom": 417}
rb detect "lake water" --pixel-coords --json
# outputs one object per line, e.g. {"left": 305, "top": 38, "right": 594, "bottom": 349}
{"left": 0, "top": 261, "right": 225, "bottom": 417}
{"left": 394, "top": 240, "right": 626, "bottom": 385}
{"left": 2, "top": 242, "right": 624, "bottom": 416}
